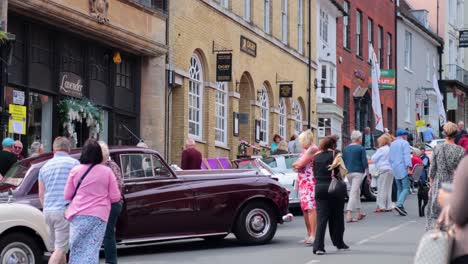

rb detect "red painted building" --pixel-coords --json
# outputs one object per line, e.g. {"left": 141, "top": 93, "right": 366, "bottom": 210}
{"left": 336, "top": 0, "right": 396, "bottom": 145}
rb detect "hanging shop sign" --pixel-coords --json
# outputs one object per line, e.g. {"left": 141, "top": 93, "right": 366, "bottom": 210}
{"left": 216, "top": 53, "right": 232, "bottom": 82}
{"left": 59, "top": 72, "right": 84, "bottom": 98}
{"left": 460, "top": 30, "right": 468, "bottom": 48}
{"left": 368, "top": 69, "right": 395, "bottom": 89}
{"left": 279, "top": 84, "right": 293, "bottom": 97}
{"left": 240, "top": 36, "right": 257, "bottom": 57}
{"left": 8, "top": 104, "right": 27, "bottom": 135}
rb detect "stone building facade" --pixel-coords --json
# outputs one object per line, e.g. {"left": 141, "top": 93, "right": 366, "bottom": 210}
{"left": 168, "top": 0, "right": 317, "bottom": 164}
{"left": 3, "top": 0, "right": 167, "bottom": 154}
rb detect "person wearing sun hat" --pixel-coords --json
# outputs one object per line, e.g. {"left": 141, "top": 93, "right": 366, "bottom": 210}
{"left": 0, "top": 138, "right": 18, "bottom": 177}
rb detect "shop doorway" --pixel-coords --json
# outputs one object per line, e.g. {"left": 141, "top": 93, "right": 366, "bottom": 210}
{"left": 238, "top": 72, "right": 255, "bottom": 144}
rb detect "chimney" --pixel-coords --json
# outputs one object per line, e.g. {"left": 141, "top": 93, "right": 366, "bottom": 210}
{"left": 410, "top": 9, "right": 430, "bottom": 29}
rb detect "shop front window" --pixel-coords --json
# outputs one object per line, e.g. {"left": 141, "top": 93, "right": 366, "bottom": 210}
{"left": 215, "top": 82, "right": 227, "bottom": 146}
{"left": 318, "top": 118, "right": 332, "bottom": 137}
{"left": 259, "top": 86, "right": 269, "bottom": 143}
{"left": 292, "top": 100, "right": 303, "bottom": 135}
{"left": 278, "top": 98, "right": 286, "bottom": 139}
{"left": 188, "top": 54, "right": 203, "bottom": 140}
{"left": 28, "top": 92, "right": 53, "bottom": 152}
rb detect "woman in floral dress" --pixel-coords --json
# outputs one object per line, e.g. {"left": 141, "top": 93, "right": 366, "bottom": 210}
{"left": 293, "top": 130, "right": 319, "bottom": 244}
{"left": 426, "top": 122, "right": 465, "bottom": 230}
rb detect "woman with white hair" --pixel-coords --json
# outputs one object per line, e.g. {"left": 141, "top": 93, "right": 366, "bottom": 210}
{"left": 342, "top": 130, "right": 368, "bottom": 222}
{"left": 292, "top": 130, "right": 319, "bottom": 244}
{"left": 99, "top": 141, "right": 124, "bottom": 264}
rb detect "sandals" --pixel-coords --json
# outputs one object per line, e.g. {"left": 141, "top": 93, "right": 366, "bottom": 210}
{"left": 357, "top": 213, "right": 367, "bottom": 220}
{"left": 305, "top": 236, "right": 315, "bottom": 245}
{"left": 346, "top": 218, "right": 358, "bottom": 223}
{"left": 375, "top": 208, "right": 385, "bottom": 213}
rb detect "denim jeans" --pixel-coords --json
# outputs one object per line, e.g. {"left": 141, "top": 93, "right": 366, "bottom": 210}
{"left": 104, "top": 202, "right": 123, "bottom": 264}
{"left": 395, "top": 176, "right": 410, "bottom": 208}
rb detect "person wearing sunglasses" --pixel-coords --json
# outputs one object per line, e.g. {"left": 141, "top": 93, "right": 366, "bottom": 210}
{"left": 13, "top": 140, "right": 25, "bottom": 160}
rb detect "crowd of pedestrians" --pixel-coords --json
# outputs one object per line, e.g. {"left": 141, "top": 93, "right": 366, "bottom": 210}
{"left": 288, "top": 120, "right": 468, "bottom": 261}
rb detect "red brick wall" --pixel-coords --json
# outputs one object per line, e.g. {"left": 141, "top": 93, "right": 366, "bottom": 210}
{"left": 336, "top": 0, "right": 396, "bottom": 139}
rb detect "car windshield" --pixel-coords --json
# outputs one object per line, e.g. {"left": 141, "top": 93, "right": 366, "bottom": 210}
{"left": 263, "top": 155, "right": 298, "bottom": 173}
{"left": 1, "top": 163, "right": 29, "bottom": 187}
{"left": 237, "top": 160, "right": 259, "bottom": 169}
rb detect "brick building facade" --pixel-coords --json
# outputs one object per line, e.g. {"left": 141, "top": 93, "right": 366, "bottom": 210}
{"left": 168, "top": 0, "right": 318, "bottom": 164}
{"left": 336, "top": 0, "right": 396, "bottom": 145}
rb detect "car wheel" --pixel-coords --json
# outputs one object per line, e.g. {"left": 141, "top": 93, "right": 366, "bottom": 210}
{"left": 203, "top": 234, "right": 228, "bottom": 242}
{"left": 361, "top": 178, "right": 377, "bottom": 201}
{"left": 0, "top": 232, "right": 43, "bottom": 264}
{"left": 234, "top": 201, "right": 277, "bottom": 245}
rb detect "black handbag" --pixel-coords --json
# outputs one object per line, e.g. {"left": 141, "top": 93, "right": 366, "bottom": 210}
{"left": 328, "top": 151, "right": 347, "bottom": 199}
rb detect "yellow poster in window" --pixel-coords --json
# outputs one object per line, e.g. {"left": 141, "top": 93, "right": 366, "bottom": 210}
{"left": 8, "top": 104, "right": 27, "bottom": 135}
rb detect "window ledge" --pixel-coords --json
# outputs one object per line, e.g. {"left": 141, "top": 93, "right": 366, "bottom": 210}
{"left": 215, "top": 144, "right": 230, "bottom": 151}
{"left": 193, "top": 138, "right": 207, "bottom": 144}
{"left": 404, "top": 67, "right": 414, "bottom": 74}
{"left": 356, "top": 55, "right": 364, "bottom": 61}
{"left": 343, "top": 47, "right": 352, "bottom": 53}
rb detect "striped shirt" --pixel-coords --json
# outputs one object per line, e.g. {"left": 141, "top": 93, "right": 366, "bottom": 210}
{"left": 38, "top": 152, "right": 80, "bottom": 212}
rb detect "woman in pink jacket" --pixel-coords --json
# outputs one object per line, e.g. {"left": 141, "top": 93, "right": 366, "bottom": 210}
{"left": 64, "top": 139, "right": 121, "bottom": 264}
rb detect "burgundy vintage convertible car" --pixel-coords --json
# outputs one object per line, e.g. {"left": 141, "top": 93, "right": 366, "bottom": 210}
{"left": 0, "top": 147, "right": 290, "bottom": 251}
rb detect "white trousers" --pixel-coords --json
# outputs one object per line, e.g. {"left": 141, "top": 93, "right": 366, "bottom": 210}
{"left": 376, "top": 170, "right": 394, "bottom": 210}
{"left": 346, "top": 172, "right": 365, "bottom": 211}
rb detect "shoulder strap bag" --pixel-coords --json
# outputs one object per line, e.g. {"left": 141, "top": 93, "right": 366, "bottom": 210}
{"left": 328, "top": 151, "right": 347, "bottom": 199}
{"left": 69, "top": 164, "right": 95, "bottom": 203}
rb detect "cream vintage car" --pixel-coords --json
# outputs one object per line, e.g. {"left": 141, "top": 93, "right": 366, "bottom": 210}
{"left": 0, "top": 197, "right": 51, "bottom": 264}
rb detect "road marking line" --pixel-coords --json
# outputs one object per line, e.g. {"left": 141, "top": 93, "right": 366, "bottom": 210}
{"left": 355, "top": 220, "right": 417, "bottom": 245}
{"left": 305, "top": 260, "right": 321, "bottom": 264}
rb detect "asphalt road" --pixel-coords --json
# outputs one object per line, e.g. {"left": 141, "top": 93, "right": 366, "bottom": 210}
{"left": 107, "top": 194, "right": 425, "bottom": 264}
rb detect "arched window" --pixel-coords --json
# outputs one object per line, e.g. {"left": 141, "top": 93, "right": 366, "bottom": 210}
{"left": 293, "top": 100, "right": 303, "bottom": 135}
{"left": 188, "top": 54, "right": 203, "bottom": 139}
{"left": 259, "top": 86, "right": 269, "bottom": 143}
{"left": 278, "top": 98, "right": 286, "bottom": 139}
{"left": 215, "top": 82, "right": 228, "bottom": 145}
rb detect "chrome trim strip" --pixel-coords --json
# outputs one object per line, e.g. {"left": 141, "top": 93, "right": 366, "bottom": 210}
{"left": 117, "top": 232, "right": 229, "bottom": 245}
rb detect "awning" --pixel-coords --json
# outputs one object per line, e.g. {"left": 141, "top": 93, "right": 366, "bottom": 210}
{"left": 353, "top": 86, "right": 368, "bottom": 97}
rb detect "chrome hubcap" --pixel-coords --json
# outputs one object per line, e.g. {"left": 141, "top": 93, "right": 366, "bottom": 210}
{"left": 245, "top": 209, "right": 271, "bottom": 238}
{"left": 1, "top": 242, "right": 35, "bottom": 264}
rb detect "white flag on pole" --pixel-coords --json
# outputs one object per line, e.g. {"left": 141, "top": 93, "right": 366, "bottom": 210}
{"left": 369, "top": 44, "right": 384, "bottom": 132}
{"left": 433, "top": 71, "right": 446, "bottom": 125}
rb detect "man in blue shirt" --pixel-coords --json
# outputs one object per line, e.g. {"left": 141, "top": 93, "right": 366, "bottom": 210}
{"left": 39, "top": 137, "right": 80, "bottom": 264}
{"left": 389, "top": 129, "right": 412, "bottom": 216}
{"left": 423, "top": 124, "right": 436, "bottom": 143}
